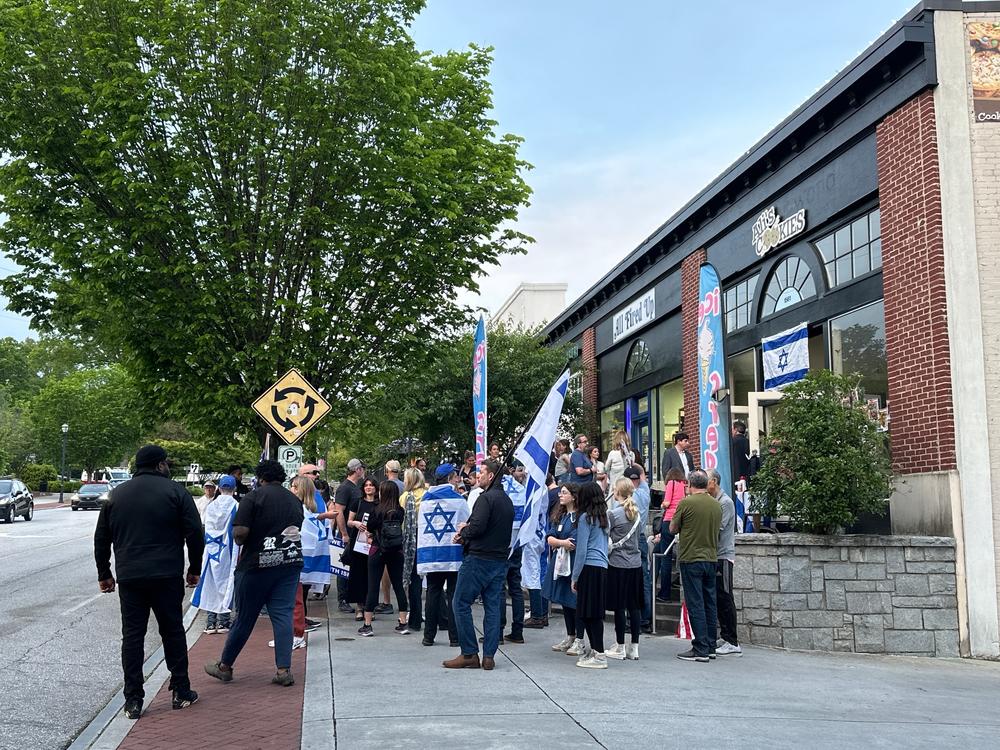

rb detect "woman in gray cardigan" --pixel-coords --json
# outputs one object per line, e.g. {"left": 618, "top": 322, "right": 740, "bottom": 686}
{"left": 605, "top": 478, "right": 644, "bottom": 660}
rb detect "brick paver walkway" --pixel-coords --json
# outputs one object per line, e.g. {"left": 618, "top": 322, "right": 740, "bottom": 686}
{"left": 117, "top": 618, "right": 306, "bottom": 750}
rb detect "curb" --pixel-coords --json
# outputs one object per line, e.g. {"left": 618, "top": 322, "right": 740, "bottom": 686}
{"left": 300, "top": 598, "right": 335, "bottom": 750}
{"left": 67, "top": 605, "right": 199, "bottom": 750}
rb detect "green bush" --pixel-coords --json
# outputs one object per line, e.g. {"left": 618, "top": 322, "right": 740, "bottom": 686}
{"left": 749, "top": 370, "right": 892, "bottom": 534}
{"left": 49, "top": 480, "right": 83, "bottom": 494}
{"left": 188, "top": 485, "right": 205, "bottom": 497}
{"left": 20, "top": 463, "right": 58, "bottom": 491}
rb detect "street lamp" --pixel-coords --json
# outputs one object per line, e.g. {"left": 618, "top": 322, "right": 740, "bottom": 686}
{"left": 60, "top": 423, "right": 68, "bottom": 504}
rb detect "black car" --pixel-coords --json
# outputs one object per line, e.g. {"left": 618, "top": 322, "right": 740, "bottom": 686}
{"left": 0, "top": 478, "right": 34, "bottom": 523}
{"left": 71, "top": 482, "right": 111, "bottom": 511}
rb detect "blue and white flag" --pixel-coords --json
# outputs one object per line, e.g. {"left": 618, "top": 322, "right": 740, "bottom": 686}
{"left": 300, "top": 510, "right": 332, "bottom": 587}
{"left": 512, "top": 369, "right": 571, "bottom": 553}
{"left": 503, "top": 474, "right": 527, "bottom": 548}
{"left": 473, "top": 315, "right": 488, "bottom": 467}
{"left": 762, "top": 322, "right": 809, "bottom": 390}
{"left": 416, "top": 484, "right": 470, "bottom": 575}
{"left": 191, "top": 496, "right": 239, "bottom": 613}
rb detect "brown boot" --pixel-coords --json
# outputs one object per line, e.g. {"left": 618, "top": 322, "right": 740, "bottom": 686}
{"left": 442, "top": 653, "right": 481, "bottom": 669}
{"left": 482, "top": 656, "right": 495, "bottom": 670}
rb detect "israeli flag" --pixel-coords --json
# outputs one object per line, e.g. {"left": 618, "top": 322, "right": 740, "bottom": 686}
{"left": 512, "top": 369, "right": 571, "bottom": 553}
{"left": 191, "top": 497, "right": 239, "bottom": 613}
{"left": 762, "top": 322, "right": 809, "bottom": 390}
{"left": 417, "top": 484, "right": 470, "bottom": 575}
{"left": 300, "top": 510, "right": 332, "bottom": 587}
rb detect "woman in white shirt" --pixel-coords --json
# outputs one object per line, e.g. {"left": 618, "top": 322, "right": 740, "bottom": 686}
{"left": 604, "top": 430, "right": 635, "bottom": 496}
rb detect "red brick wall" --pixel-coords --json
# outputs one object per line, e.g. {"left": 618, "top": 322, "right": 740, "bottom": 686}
{"left": 681, "top": 248, "right": 708, "bottom": 468}
{"left": 876, "top": 90, "right": 957, "bottom": 474}
{"left": 581, "top": 326, "right": 598, "bottom": 442}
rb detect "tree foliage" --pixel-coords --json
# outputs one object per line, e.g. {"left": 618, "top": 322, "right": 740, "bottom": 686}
{"left": 749, "top": 370, "right": 892, "bottom": 534}
{"left": 0, "top": 0, "right": 531, "bottom": 444}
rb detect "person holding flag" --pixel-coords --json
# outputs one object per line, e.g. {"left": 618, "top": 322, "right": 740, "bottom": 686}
{"left": 192, "top": 475, "right": 240, "bottom": 634}
{"left": 499, "top": 462, "right": 527, "bottom": 644}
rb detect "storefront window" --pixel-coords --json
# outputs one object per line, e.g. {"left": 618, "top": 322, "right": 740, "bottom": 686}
{"left": 815, "top": 208, "right": 881, "bottom": 288}
{"left": 761, "top": 256, "right": 815, "bottom": 317}
{"left": 600, "top": 402, "right": 626, "bottom": 456}
{"left": 724, "top": 273, "right": 760, "bottom": 332}
{"left": 830, "top": 300, "right": 888, "bottom": 403}
{"left": 727, "top": 349, "right": 757, "bottom": 406}
{"left": 625, "top": 340, "right": 652, "bottom": 382}
{"left": 656, "top": 379, "right": 684, "bottom": 479}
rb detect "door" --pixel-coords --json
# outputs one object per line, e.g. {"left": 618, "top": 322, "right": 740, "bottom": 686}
{"left": 629, "top": 392, "right": 653, "bottom": 479}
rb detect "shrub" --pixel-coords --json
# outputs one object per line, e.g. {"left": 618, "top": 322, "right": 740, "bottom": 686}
{"left": 49, "top": 480, "right": 83, "bottom": 494}
{"left": 749, "top": 370, "right": 892, "bottom": 534}
{"left": 20, "top": 463, "right": 58, "bottom": 491}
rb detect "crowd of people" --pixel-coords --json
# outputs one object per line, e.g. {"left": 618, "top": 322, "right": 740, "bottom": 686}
{"left": 93, "top": 428, "right": 743, "bottom": 718}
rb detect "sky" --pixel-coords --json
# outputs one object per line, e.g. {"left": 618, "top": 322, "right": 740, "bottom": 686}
{"left": 0, "top": 0, "right": 920, "bottom": 340}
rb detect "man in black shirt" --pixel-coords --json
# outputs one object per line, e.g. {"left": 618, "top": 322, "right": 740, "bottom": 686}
{"left": 443, "top": 459, "right": 514, "bottom": 671}
{"left": 227, "top": 463, "right": 251, "bottom": 500}
{"left": 333, "top": 458, "right": 365, "bottom": 612}
{"left": 205, "top": 460, "right": 304, "bottom": 687}
{"left": 94, "top": 444, "right": 204, "bottom": 720}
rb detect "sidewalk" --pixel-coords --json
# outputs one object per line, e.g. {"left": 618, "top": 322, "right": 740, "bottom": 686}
{"left": 76, "top": 596, "right": 1000, "bottom": 749}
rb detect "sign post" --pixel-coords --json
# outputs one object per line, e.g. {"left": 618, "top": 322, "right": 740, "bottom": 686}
{"left": 252, "top": 368, "right": 332, "bottom": 445}
{"left": 278, "top": 445, "right": 304, "bottom": 477}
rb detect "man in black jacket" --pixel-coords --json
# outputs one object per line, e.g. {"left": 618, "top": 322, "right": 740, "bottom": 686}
{"left": 661, "top": 431, "right": 696, "bottom": 481}
{"left": 443, "top": 459, "right": 513, "bottom": 671}
{"left": 94, "top": 444, "right": 204, "bottom": 720}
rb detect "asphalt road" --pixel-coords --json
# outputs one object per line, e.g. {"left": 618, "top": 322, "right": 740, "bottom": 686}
{"left": 0, "top": 506, "right": 162, "bottom": 750}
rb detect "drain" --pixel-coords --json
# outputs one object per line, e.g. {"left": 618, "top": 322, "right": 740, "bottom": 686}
{"left": 334, "top": 637, "right": 355, "bottom": 641}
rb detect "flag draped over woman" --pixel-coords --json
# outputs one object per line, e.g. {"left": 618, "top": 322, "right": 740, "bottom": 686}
{"left": 192, "top": 494, "right": 240, "bottom": 613}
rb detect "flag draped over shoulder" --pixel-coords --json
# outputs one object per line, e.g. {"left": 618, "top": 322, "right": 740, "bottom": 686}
{"left": 192, "top": 496, "right": 239, "bottom": 613}
{"left": 503, "top": 474, "right": 527, "bottom": 548}
{"left": 512, "top": 369, "right": 571, "bottom": 553}
{"left": 301, "top": 511, "right": 332, "bottom": 587}
{"left": 416, "top": 484, "right": 470, "bottom": 575}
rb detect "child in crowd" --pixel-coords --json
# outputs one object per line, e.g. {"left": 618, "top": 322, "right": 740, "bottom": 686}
{"left": 605, "top": 478, "right": 644, "bottom": 660}
{"left": 192, "top": 475, "right": 240, "bottom": 634}
{"left": 572, "top": 482, "right": 610, "bottom": 669}
{"left": 544, "top": 484, "right": 586, "bottom": 654}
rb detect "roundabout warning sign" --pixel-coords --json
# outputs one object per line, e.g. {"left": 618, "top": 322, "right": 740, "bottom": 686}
{"left": 252, "top": 368, "right": 331, "bottom": 444}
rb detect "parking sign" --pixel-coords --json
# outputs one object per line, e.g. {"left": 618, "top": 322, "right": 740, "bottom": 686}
{"left": 278, "top": 445, "right": 303, "bottom": 477}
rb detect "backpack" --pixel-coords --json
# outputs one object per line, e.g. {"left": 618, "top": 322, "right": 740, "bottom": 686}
{"left": 379, "top": 518, "right": 404, "bottom": 550}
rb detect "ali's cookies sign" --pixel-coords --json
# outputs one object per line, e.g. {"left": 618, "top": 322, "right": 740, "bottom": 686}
{"left": 969, "top": 22, "right": 1000, "bottom": 122}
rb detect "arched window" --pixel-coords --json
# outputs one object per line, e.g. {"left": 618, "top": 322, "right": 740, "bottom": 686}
{"left": 625, "top": 340, "right": 652, "bottom": 382}
{"left": 761, "top": 256, "right": 815, "bottom": 317}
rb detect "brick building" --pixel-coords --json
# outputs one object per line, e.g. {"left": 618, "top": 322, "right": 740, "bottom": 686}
{"left": 541, "top": 2, "right": 1000, "bottom": 658}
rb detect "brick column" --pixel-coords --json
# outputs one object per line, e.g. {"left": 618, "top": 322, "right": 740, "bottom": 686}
{"left": 681, "top": 248, "right": 708, "bottom": 467}
{"left": 876, "top": 90, "right": 957, "bottom": 475}
{"left": 581, "top": 326, "right": 598, "bottom": 443}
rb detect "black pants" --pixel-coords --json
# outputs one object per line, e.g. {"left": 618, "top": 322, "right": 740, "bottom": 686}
{"left": 582, "top": 616, "right": 605, "bottom": 653}
{"left": 366, "top": 548, "right": 408, "bottom": 613}
{"left": 562, "top": 606, "right": 586, "bottom": 639}
{"left": 499, "top": 547, "right": 524, "bottom": 637}
{"left": 716, "top": 559, "right": 739, "bottom": 646}
{"left": 614, "top": 608, "right": 642, "bottom": 644}
{"left": 407, "top": 566, "right": 424, "bottom": 629}
{"left": 423, "top": 571, "right": 458, "bottom": 643}
{"left": 118, "top": 577, "right": 189, "bottom": 700}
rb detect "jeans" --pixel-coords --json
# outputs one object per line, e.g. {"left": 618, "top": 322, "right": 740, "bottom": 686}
{"left": 528, "top": 588, "right": 549, "bottom": 619}
{"left": 205, "top": 611, "right": 231, "bottom": 629}
{"left": 499, "top": 547, "right": 524, "bottom": 637}
{"left": 639, "top": 533, "right": 652, "bottom": 625}
{"left": 423, "top": 571, "right": 458, "bottom": 644}
{"left": 119, "top": 577, "right": 189, "bottom": 700}
{"left": 365, "top": 548, "right": 408, "bottom": 614}
{"left": 453, "top": 556, "right": 507, "bottom": 657}
{"left": 407, "top": 566, "right": 424, "bottom": 629}
{"left": 679, "top": 561, "right": 718, "bottom": 657}
{"left": 222, "top": 565, "right": 300, "bottom": 669}
{"left": 716, "top": 560, "right": 739, "bottom": 646}
{"left": 655, "top": 531, "right": 675, "bottom": 598}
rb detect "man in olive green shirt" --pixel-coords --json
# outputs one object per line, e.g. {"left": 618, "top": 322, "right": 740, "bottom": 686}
{"left": 669, "top": 470, "right": 722, "bottom": 661}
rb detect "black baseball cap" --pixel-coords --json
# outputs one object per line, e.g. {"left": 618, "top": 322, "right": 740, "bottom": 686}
{"left": 623, "top": 466, "right": 641, "bottom": 480}
{"left": 135, "top": 444, "right": 168, "bottom": 468}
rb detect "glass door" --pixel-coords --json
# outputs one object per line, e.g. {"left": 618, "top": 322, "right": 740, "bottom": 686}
{"left": 628, "top": 392, "right": 653, "bottom": 479}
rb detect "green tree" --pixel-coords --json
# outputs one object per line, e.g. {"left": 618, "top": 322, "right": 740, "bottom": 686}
{"left": 347, "top": 324, "right": 581, "bottom": 461}
{"left": 0, "top": 0, "right": 531, "bottom": 446}
{"left": 29, "top": 365, "right": 143, "bottom": 473}
{"left": 749, "top": 370, "right": 892, "bottom": 534}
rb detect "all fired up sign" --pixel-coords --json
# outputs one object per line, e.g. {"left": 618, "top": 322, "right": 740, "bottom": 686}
{"left": 751, "top": 205, "right": 806, "bottom": 257}
{"left": 612, "top": 289, "right": 655, "bottom": 344}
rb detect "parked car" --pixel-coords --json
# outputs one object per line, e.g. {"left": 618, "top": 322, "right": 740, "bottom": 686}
{"left": 0, "top": 478, "right": 34, "bottom": 523}
{"left": 71, "top": 482, "right": 112, "bottom": 511}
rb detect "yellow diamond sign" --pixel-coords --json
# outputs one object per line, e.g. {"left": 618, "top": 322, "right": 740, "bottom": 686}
{"left": 252, "top": 368, "right": 331, "bottom": 444}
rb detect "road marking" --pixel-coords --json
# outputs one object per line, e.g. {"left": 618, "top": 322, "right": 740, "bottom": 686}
{"left": 62, "top": 593, "right": 105, "bottom": 615}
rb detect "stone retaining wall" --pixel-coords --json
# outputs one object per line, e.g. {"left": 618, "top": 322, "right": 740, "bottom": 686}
{"left": 734, "top": 534, "right": 959, "bottom": 656}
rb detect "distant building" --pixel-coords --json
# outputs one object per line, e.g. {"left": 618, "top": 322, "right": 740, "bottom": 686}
{"left": 492, "top": 283, "right": 567, "bottom": 330}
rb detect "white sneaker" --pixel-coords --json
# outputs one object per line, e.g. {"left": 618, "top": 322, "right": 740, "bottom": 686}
{"left": 716, "top": 641, "right": 742, "bottom": 656}
{"left": 551, "top": 635, "right": 575, "bottom": 652}
{"left": 626, "top": 641, "right": 639, "bottom": 660}
{"left": 566, "top": 638, "right": 587, "bottom": 656}
{"left": 605, "top": 643, "right": 627, "bottom": 660}
{"left": 576, "top": 652, "right": 608, "bottom": 669}
{"left": 204, "top": 626, "right": 217, "bottom": 634}
{"left": 267, "top": 637, "right": 307, "bottom": 649}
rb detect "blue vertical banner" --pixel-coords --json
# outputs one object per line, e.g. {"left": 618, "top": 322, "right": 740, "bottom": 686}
{"left": 697, "top": 264, "right": 733, "bottom": 497}
{"left": 473, "top": 315, "right": 488, "bottom": 466}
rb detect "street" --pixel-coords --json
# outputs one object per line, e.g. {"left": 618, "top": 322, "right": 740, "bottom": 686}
{"left": 0, "top": 505, "right": 162, "bottom": 750}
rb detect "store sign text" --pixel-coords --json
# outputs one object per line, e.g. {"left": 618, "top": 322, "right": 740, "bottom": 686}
{"left": 612, "top": 290, "right": 655, "bottom": 343}
{"left": 752, "top": 206, "right": 807, "bottom": 257}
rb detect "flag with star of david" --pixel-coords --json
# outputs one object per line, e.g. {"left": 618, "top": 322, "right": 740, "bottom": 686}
{"left": 191, "top": 496, "right": 239, "bottom": 613}
{"left": 762, "top": 322, "right": 809, "bottom": 390}
{"left": 416, "top": 484, "right": 470, "bottom": 575}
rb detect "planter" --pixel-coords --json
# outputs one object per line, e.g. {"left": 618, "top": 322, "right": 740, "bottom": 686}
{"left": 734, "top": 533, "right": 959, "bottom": 657}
